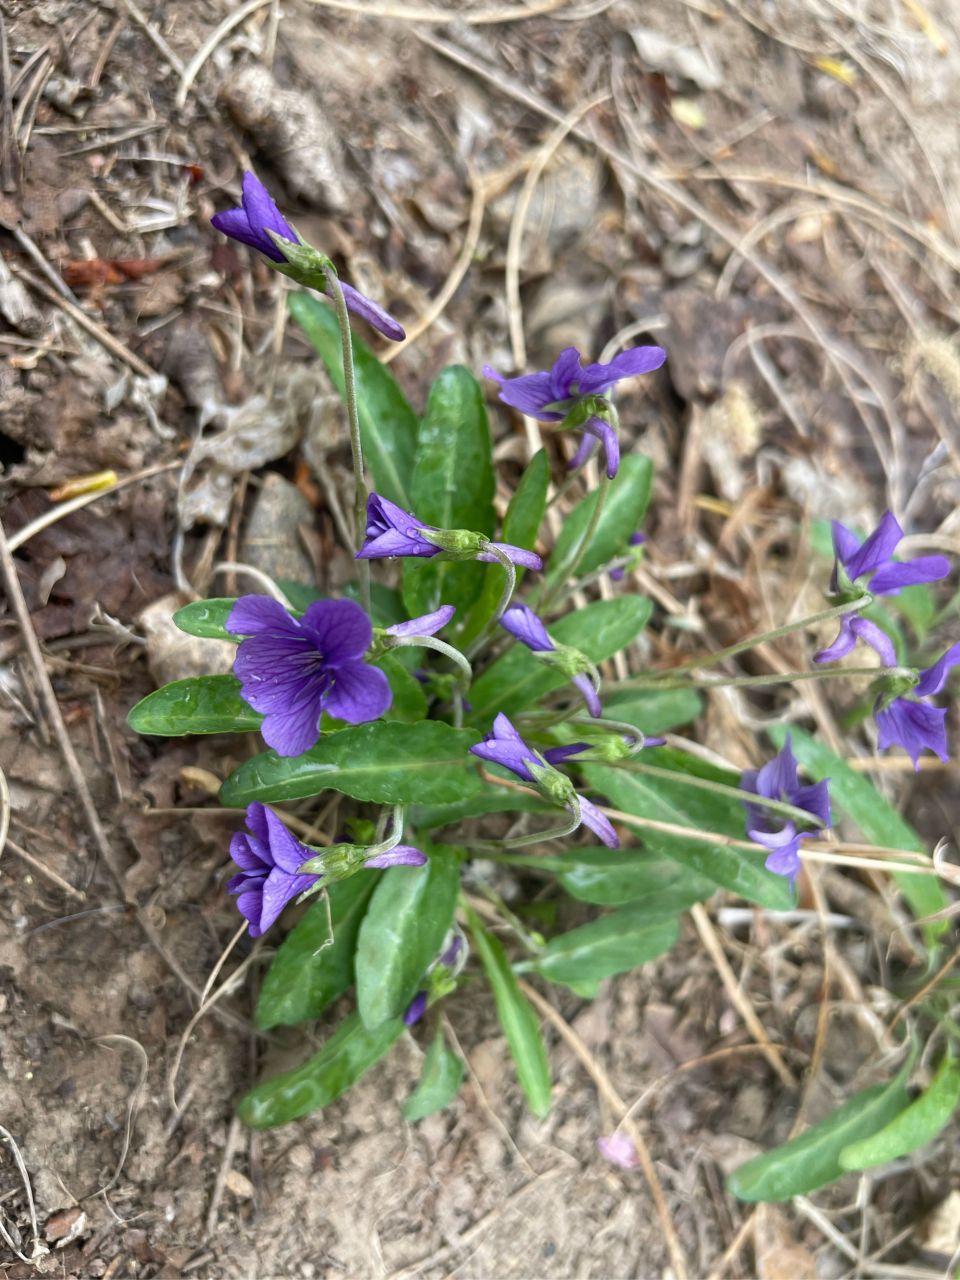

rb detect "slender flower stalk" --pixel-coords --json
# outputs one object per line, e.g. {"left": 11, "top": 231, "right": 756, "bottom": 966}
{"left": 465, "top": 543, "right": 517, "bottom": 660}
{"left": 323, "top": 266, "right": 371, "bottom": 616}
{"left": 541, "top": 472, "right": 611, "bottom": 610}
{"left": 607, "top": 665, "right": 915, "bottom": 693}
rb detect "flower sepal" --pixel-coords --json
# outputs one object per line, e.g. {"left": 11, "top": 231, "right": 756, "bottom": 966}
{"left": 264, "top": 229, "right": 335, "bottom": 289}
{"left": 532, "top": 642, "right": 599, "bottom": 683}
{"left": 562, "top": 734, "right": 637, "bottom": 764}
{"left": 418, "top": 527, "right": 486, "bottom": 559}
{"left": 872, "top": 669, "right": 921, "bottom": 711}
{"left": 296, "top": 842, "right": 370, "bottom": 881}
{"left": 526, "top": 758, "right": 577, "bottom": 806}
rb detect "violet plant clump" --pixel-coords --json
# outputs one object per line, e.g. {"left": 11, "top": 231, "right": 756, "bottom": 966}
{"left": 127, "top": 165, "right": 958, "bottom": 1194}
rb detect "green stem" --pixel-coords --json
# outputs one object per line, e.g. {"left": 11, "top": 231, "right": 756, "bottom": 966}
{"left": 386, "top": 634, "right": 473, "bottom": 692}
{"left": 604, "top": 665, "right": 914, "bottom": 693}
{"left": 643, "top": 594, "right": 873, "bottom": 678}
{"left": 323, "top": 265, "right": 370, "bottom": 617}
{"left": 466, "top": 877, "right": 542, "bottom": 955}
{"left": 465, "top": 794, "right": 582, "bottom": 850}
{"left": 464, "top": 543, "right": 517, "bottom": 660}
{"left": 608, "top": 758, "right": 826, "bottom": 828}
{"left": 541, "top": 471, "right": 611, "bottom": 611}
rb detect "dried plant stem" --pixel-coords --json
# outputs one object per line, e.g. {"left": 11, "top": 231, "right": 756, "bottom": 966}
{"left": 0, "top": 519, "right": 131, "bottom": 899}
{"left": 441, "top": 1013, "right": 534, "bottom": 1174}
{"left": 690, "top": 903, "right": 796, "bottom": 1087}
{"left": 517, "top": 979, "right": 689, "bottom": 1280}
{"left": 0, "top": 763, "right": 8, "bottom": 860}
{"left": 707, "top": 1211, "right": 756, "bottom": 1280}
{"left": 92, "top": 1036, "right": 150, "bottom": 1197}
{"left": 205, "top": 1115, "right": 243, "bottom": 1240}
{"left": 610, "top": 665, "right": 910, "bottom": 692}
{"left": 323, "top": 266, "right": 370, "bottom": 615}
{"left": 385, "top": 166, "right": 486, "bottom": 361}
{"left": 506, "top": 91, "right": 610, "bottom": 368}
{"left": 5, "top": 838, "right": 86, "bottom": 900}
{"left": 176, "top": 0, "right": 271, "bottom": 108}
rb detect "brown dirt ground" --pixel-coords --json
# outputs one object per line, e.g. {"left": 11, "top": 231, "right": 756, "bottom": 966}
{"left": 2, "top": 0, "right": 960, "bottom": 1276}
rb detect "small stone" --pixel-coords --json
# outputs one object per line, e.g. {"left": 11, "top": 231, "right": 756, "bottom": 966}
{"left": 224, "top": 1168, "right": 255, "bottom": 1199}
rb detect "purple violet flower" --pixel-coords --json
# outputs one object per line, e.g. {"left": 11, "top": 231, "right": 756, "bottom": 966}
{"left": 403, "top": 991, "right": 428, "bottom": 1026}
{"left": 469, "top": 713, "right": 620, "bottom": 848}
{"left": 483, "top": 346, "right": 665, "bottom": 479}
{"left": 815, "top": 513, "right": 949, "bottom": 664}
{"left": 610, "top": 532, "right": 645, "bottom": 582}
{"left": 384, "top": 606, "right": 456, "bottom": 638}
{"left": 362, "top": 845, "right": 428, "bottom": 869}
{"left": 211, "top": 172, "right": 405, "bottom": 341}
{"left": 356, "top": 493, "right": 542, "bottom": 571}
{"left": 597, "top": 1132, "right": 640, "bottom": 1170}
{"left": 500, "top": 604, "right": 601, "bottom": 717}
{"left": 228, "top": 595, "right": 391, "bottom": 758}
{"left": 875, "top": 641, "right": 960, "bottom": 768}
{"left": 740, "top": 736, "right": 831, "bottom": 888}
{"left": 229, "top": 802, "right": 320, "bottom": 936}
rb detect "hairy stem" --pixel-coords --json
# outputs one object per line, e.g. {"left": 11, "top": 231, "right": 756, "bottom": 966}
{"left": 323, "top": 265, "right": 370, "bottom": 616}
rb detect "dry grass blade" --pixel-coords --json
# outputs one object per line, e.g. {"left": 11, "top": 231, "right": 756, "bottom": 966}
{"left": 92, "top": 1036, "right": 149, "bottom": 1198}
{"left": 8, "top": 461, "right": 181, "bottom": 552}
{"left": 5, "top": 838, "right": 86, "bottom": 900}
{"left": 176, "top": 0, "right": 273, "bottom": 109}
{"left": 0, "top": 519, "right": 131, "bottom": 898}
{"left": 517, "top": 979, "right": 689, "bottom": 1280}
{"left": 690, "top": 903, "right": 796, "bottom": 1086}
{"left": 117, "top": 0, "right": 185, "bottom": 75}
{"left": 384, "top": 165, "right": 486, "bottom": 362}
{"left": 0, "top": 763, "right": 8, "bottom": 861}
{"left": 305, "top": 0, "right": 569, "bottom": 21}
{"left": 0, "top": 1123, "right": 46, "bottom": 1261}
{"left": 505, "top": 91, "right": 610, "bottom": 369}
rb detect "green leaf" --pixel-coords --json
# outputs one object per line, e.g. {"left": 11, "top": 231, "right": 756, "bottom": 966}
{"left": 890, "top": 583, "right": 936, "bottom": 644}
{"left": 524, "top": 908, "right": 679, "bottom": 989}
{"left": 173, "top": 598, "right": 241, "bottom": 640}
{"left": 767, "top": 725, "right": 947, "bottom": 934}
{"left": 466, "top": 905, "right": 552, "bottom": 1118}
{"left": 727, "top": 1059, "right": 914, "bottom": 1201}
{"left": 255, "top": 873, "right": 380, "bottom": 1029}
{"left": 238, "top": 1011, "right": 403, "bottom": 1128}
{"left": 558, "top": 848, "right": 715, "bottom": 905}
{"left": 220, "top": 720, "right": 482, "bottom": 806}
{"left": 546, "top": 454, "right": 652, "bottom": 585}
{"left": 277, "top": 582, "right": 323, "bottom": 612}
{"left": 375, "top": 653, "right": 428, "bottom": 723}
{"left": 343, "top": 581, "right": 408, "bottom": 629}
{"left": 355, "top": 844, "right": 460, "bottom": 1029}
{"left": 402, "top": 1028, "right": 465, "bottom": 1122}
{"left": 127, "top": 674, "right": 261, "bottom": 736}
{"left": 460, "top": 449, "right": 550, "bottom": 646}
{"left": 581, "top": 750, "right": 794, "bottom": 910}
{"left": 840, "top": 1052, "right": 960, "bottom": 1170}
{"left": 604, "top": 687, "right": 703, "bottom": 735}
{"left": 403, "top": 365, "right": 496, "bottom": 621}
{"left": 290, "top": 293, "right": 419, "bottom": 510}
{"left": 411, "top": 783, "right": 552, "bottom": 830}
{"left": 466, "top": 596, "right": 652, "bottom": 729}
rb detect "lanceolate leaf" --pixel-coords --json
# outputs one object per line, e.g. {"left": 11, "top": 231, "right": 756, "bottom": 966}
{"left": 238, "top": 1011, "right": 404, "bottom": 1128}
{"left": 546, "top": 454, "right": 653, "bottom": 585}
{"left": 355, "top": 844, "right": 460, "bottom": 1029}
{"left": 603, "top": 687, "right": 703, "bottom": 736}
{"left": 767, "top": 725, "right": 947, "bottom": 932}
{"left": 839, "top": 1052, "right": 960, "bottom": 1171}
{"left": 255, "top": 873, "right": 381, "bottom": 1029}
{"left": 174, "top": 598, "right": 241, "bottom": 640}
{"left": 558, "top": 849, "right": 715, "bottom": 905}
{"left": 290, "top": 292, "right": 419, "bottom": 510}
{"left": 466, "top": 905, "right": 552, "bottom": 1119}
{"left": 127, "top": 674, "right": 261, "bottom": 736}
{"left": 402, "top": 1029, "right": 465, "bottom": 1122}
{"left": 581, "top": 750, "right": 793, "bottom": 910}
{"left": 404, "top": 365, "right": 496, "bottom": 620}
{"left": 220, "top": 721, "right": 482, "bottom": 806}
{"left": 516, "top": 892, "right": 693, "bottom": 988}
{"left": 727, "top": 1058, "right": 913, "bottom": 1201}
{"left": 466, "top": 596, "right": 652, "bottom": 729}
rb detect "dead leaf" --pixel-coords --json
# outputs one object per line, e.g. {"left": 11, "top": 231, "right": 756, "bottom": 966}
{"left": 224, "top": 1169, "right": 255, "bottom": 1199}
{"left": 755, "top": 1204, "right": 816, "bottom": 1280}
{"left": 139, "top": 591, "right": 236, "bottom": 687}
